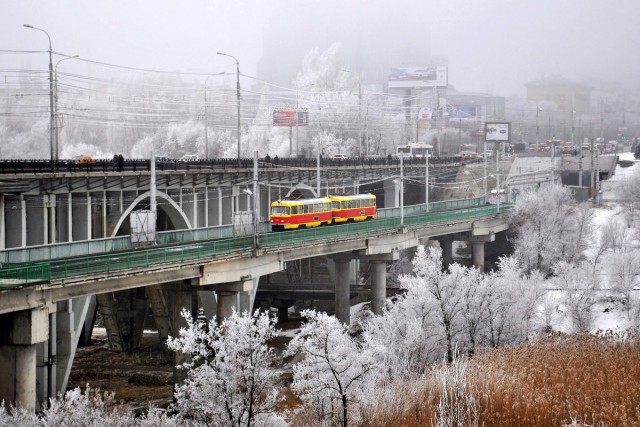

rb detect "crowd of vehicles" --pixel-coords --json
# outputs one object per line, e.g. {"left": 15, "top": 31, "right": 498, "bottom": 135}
{"left": 270, "top": 194, "right": 377, "bottom": 231}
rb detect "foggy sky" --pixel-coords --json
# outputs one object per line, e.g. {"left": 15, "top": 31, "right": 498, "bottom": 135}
{"left": 3, "top": 0, "right": 640, "bottom": 96}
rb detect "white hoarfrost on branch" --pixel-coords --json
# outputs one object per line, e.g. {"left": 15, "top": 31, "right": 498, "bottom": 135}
{"left": 286, "top": 310, "right": 376, "bottom": 427}
{"left": 166, "top": 308, "right": 284, "bottom": 427}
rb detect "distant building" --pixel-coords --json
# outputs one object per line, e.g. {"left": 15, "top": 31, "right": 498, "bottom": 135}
{"left": 524, "top": 75, "right": 591, "bottom": 113}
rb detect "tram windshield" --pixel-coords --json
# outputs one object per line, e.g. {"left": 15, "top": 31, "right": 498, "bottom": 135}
{"left": 271, "top": 206, "right": 290, "bottom": 215}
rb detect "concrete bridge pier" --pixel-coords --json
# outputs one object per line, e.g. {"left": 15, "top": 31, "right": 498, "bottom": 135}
{"left": 54, "top": 297, "right": 92, "bottom": 399}
{"left": 214, "top": 279, "right": 256, "bottom": 324}
{"left": 468, "top": 234, "right": 495, "bottom": 271}
{"left": 438, "top": 238, "right": 454, "bottom": 269}
{"left": 96, "top": 289, "right": 148, "bottom": 352}
{"left": 370, "top": 260, "right": 388, "bottom": 315}
{"left": 168, "top": 285, "right": 194, "bottom": 387}
{"left": 0, "top": 307, "right": 50, "bottom": 411}
{"left": 333, "top": 258, "right": 351, "bottom": 325}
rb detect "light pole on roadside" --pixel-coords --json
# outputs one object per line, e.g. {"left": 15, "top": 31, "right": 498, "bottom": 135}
{"left": 54, "top": 55, "right": 79, "bottom": 161}
{"left": 393, "top": 155, "right": 404, "bottom": 227}
{"left": 536, "top": 106, "right": 542, "bottom": 146}
{"left": 217, "top": 52, "right": 241, "bottom": 167}
{"left": 24, "top": 24, "right": 55, "bottom": 161}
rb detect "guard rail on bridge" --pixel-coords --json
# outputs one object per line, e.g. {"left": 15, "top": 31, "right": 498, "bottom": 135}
{"left": 0, "top": 156, "right": 465, "bottom": 174}
{"left": 0, "top": 201, "right": 510, "bottom": 288}
{"left": 0, "top": 197, "right": 487, "bottom": 265}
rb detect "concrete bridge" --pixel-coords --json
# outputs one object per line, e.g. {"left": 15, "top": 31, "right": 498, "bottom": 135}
{"left": 0, "top": 157, "right": 509, "bottom": 411}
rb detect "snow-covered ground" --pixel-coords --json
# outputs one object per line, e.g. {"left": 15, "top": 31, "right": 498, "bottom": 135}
{"left": 563, "top": 151, "right": 638, "bottom": 333}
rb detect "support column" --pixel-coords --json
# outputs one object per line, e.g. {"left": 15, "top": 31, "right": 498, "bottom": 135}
{"left": 20, "top": 196, "right": 26, "bottom": 247}
{"left": 468, "top": 234, "right": 494, "bottom": 272}
{"left": 198, "top": 290, "right": 217, "bottom": 322}
{"left": 218, "top": 187, "right": 223, "bottom": 226}
{"left": 334, "top": 259, "right": 351, "bottom": 325}
{"left": 67, "top": 193, "right": 73, "bottom": 242}
{"left": 440, "top": 239, "right": 454, "bottom": 269}
{"left": 146, "top": 286, "right": 172, "bottom": 342}
{"left": 56, "top": 296, "right": 92, "bottom": 394}
{"left": 216, "top": 291, "right": 237, "bottom": 325}
{"left": 192, "top": 188, "right": 198, "bottom": 228}
{"left": 0, "top": 194, "right": 5, "bottom": 250}
{"left": 0, "top": 308, "right": 49, "bottom": 411}
{"left": 472, "top": 241, "right": 485, "bottom": 271}
{"left": 85, "top": 193, "right": 92, "bottom": 240}
{"left": 204, "top": 186, "right": 209, "bottom": 228}
{"left": 168, "top": 287, "right": 193, "bottom": 387}
{"left": 370, "top": 260, "right": 387, "bottom": 315}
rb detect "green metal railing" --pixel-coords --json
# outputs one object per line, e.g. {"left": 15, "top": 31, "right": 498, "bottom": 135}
{"left": 0, "top": 202, "right": 510, "bottom": 288}
{"left": 0, "top": 197, "right": 485, "bottom": 265}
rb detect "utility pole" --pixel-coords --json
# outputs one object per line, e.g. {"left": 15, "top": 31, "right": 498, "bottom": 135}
{"left": 204, "top": 80, "right": 209, "bottom": 160}
{"left": 590, "top": 138, "right": 595, "bottom": 201}
{"left": 24, "top": 24, "right": 55, "bottom": 161}
{"left": 217, "top": 52, "right": 241, "bottom": 167}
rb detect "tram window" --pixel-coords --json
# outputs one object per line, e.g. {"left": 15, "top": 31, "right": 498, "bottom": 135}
{"left": 271, "top": 206, "right": 290, "bottom": 215}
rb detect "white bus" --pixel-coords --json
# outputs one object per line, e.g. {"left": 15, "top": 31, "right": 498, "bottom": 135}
{"left": 396, "top": 143, "right": 433, "bottom": 158}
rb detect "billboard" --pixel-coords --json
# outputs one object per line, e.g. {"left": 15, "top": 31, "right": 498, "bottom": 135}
{"left": 485, "top": 122, "right": 511, "bottom": 142}
{"left": 273, "top": 109, "right": 309, "bottom": 126}
{"left": 451, "top": 105, "right": 478, "bottom": 121}
{"left": 388, "top": 66, "right": 447, "bottom": 89}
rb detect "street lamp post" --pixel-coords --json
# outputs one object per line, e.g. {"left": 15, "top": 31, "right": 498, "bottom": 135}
{"left": 425, "top": 149, "right": 429, "bottom": 212}
{"left": 536, "top": 106, "right": 542, "bottom": 146}
{"left": 217, "top": 52, "right": 241, "bottom": 167}
{"left": 393, "top": 155, "right": 404, "bottom": 227}
{"left": 54, "top": 55, "right": 78, "bottom": 161}
{"left": 24, "top": 24, "right": 55, "bottom": 161}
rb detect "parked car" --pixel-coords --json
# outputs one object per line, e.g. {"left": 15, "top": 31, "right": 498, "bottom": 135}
{"left": 330, "top": 153, "right": 347, "bottom": 160}
{"left": 179, "top": 154, "right": 199, "bottom": 162}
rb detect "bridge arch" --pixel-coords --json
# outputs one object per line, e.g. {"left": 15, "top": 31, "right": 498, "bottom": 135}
{"left": 285, "top": 183, "right": 318, "bottom": 199}
{"left": 110, "top": 190, "right": 192, "bottom": 237}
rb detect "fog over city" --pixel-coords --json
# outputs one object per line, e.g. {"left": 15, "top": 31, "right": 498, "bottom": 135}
{"left": 3, "top": 0, "right": 639, "bottom": 96}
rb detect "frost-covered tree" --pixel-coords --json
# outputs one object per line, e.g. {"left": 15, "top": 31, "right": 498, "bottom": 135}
{"left": 0, "top": 386, "right": 166, "bottom": 426}
{"left": 604, "top": 247, "right": 640, "bottom": 329}
{"left": 616, "top": 165, "right": 640, "bottom": 226}
{"left": 509, "top": 185, "right": 594, "bottom": 275}
{"left": 166, "top": 309, "right": 283, "bottom": 427}
{"left": 408, "top": 246, "right": 466, "bottom": 363}
{"left": 287, "top": 310, "right": 375, "bottom": 427}
{"left": 551, "top": 261, "right": 599, "bottom": 332}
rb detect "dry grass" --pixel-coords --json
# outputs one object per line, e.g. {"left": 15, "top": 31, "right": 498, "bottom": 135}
{"left": 365, "top": 333, "right": 640, "bottom": 427}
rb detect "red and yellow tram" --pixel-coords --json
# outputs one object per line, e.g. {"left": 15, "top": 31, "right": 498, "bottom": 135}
{"left": 270, "top": 197, "right": 332, "bottom": 231}
{"left": 329, "top": 194, "right": 377, "bottom": 224}
{"left": 270, "top": 194, "right": 377, "bottom": 231}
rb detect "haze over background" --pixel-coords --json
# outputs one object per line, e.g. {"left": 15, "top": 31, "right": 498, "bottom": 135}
{"left": 3, "top": 0, "right": 639, "bottom": 96}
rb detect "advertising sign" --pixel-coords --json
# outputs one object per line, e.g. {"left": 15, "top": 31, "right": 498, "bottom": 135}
{"left": 273, "top": 109, "right": 309, "bottom": 126}
{"left": 418, "top": 107, "right": 432, "bottom": 120}
{"left": 485, "top": 122, "right": 511, "bottom": 142}
{"left": 388, "top": 66, "right": 448, "bottom": 89}
{"left": 451, "top": 105, "right": 477, "bottom": 121}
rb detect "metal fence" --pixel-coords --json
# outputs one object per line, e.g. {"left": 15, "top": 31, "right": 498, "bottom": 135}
{"left": 0, "top": 203, "right": 510, "bottom": 287}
